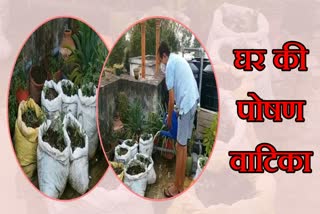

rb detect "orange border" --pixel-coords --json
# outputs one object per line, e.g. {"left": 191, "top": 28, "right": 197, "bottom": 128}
{"left": 96, "top": 15, "right": 221, "bottom": 202}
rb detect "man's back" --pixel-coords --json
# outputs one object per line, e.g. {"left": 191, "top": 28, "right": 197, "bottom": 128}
{"left": 165, "top": 53, "right": 199, "bottom": 114}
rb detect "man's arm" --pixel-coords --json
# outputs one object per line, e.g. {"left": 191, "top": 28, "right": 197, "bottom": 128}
{"left": 167, "top": 88, "right": 174, "bottom": 129}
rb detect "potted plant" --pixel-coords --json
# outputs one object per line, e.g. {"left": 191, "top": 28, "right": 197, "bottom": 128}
{"left": 13, "top": 60, "right": 29, "bottom": 103}
{"left": 29, "top": 62, "right": 47, "bottom": 104}
{"left": 47, "top": 54, "right": 64, "bottom": 82}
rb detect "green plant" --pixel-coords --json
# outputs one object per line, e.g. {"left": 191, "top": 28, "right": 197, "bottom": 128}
{"left": 22, "top": 107, "right": 45, "bottom": 128}
{"left": 66, "top": 21, "right": 108, "bottom": 86}
{"left": 48, "top": 54, "right": 63, "bottom": 75}
{"left": 81, "top": 82, "right": 96, "bottom": 97}
{"left": 8, "top": 93, "right": 18, "bottom": 137}
{"left": 62, "top": 81, "right": 78, "bottom": 97}
{"left": 203, "top": 114, "right": 218, "bottom": 157}
{"left": 43, "top": 114, "right": 65, "bottom": 152}
{"left": 116, "top": 92, "right": 129, "bottom": 122}
{"left": 145, "top": 103, "right": 165, "bottom": 135}
{"left": 113, "top": 63, "right": 124, "bottom": 76}
{"left": 12, "top": 56, "right": 28, "bottom": 91}
{"left": 141, "top": 133, "right": 152, "bottom": 141}
{"left": 123, "top": 100, "right": 145, "bottom": 140}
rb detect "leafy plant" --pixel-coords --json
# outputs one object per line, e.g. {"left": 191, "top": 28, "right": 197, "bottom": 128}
{"left": 141, "top": 133, "right": 152, "bottom": 141}
{"left": 81, "top": 82, "right": 96, "bottom": 97}
{"left": 123, "top": 100, "right": 145, "bottom": 140}
{"left": 116, "top": 92, "right": 129, "bottom": 122}
{"left": 8, "top": 94, "right": 18, "bottom": 137}
{"left": 22, "top": 106, "right": 45, "bottom": 128}
{"left": 12, "top": 56, "right": 28, "bottom": 91}
{"left": 145, "top": 103, "right": 165, "bottom": 135}
{"left": 203, "top": 114, "right": 218, "bottom": 157}
{"left": 62, "top": 81, "right": 78, "bottom": 97}
{"left": 113, "top": 63, "right": 124, "bottom": 76}
{"left": 48, "top": 54, "right": 63, "bottom": 75}
{"left": 43, "top": 114, "right": 65, "bottom": 152}
{"left": 66, "top": 21, "right": 108, "bottom": 86}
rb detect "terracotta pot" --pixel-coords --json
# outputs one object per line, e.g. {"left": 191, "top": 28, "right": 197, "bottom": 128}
{"left": 16, "top": 88, "right": 29, "bottom": 103}
{"left": 61, "top": 29, "right": 75, "bottom": 50}
{"left": 29, "top": 66, "right": 47, "bottom": 105}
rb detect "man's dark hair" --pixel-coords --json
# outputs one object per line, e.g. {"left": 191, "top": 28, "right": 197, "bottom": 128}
{"left": 158, "top": 41, "right": 171, "bottom": 58}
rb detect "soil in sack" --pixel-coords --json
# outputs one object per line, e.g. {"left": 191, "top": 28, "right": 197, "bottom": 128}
{"left": 22, "top": 107, "right": 43, "bottom": 128}
{"left": 67, "top": 124, "right": 85, "bottom": 152}
{"left": 136, "top": 155, "right": 151, "bottom": 167}
{"left": 117, "top": 147, "right": 128, "bottom": 156}
{"left": 43, "top": 119, "right": 65, "bottom": 152}
{"left": 114, "top": 166, "right": 124, "bottom": 175}
{"left": 45, "top": 88, "right": 58, "bottom": 101}
{"left": 127, "top": 164, "right": 146, "bottom": 175}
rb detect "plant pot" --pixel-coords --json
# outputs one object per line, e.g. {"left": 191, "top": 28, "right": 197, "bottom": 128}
{"left": 29, "top": 66, "right": 47, "bottom": 105}
{"left": 134, "top": 67, "right": 140, "bottom": 80}
{"left": 16, "top": 88, "right": 29, "bottom": 103}
{"left": 60, "top": 29, "right": 76, "bottom": 60}
{"left": 162, "top": 138, "right": 175, "bottom": 160}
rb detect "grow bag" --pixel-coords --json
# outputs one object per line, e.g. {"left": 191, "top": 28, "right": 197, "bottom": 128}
{"left": 78, "top": 85, "right": 98, "bottom": 159}
{"left": 63, "top": 113, "right": 89, "bottom": 194}
{"left": 114, "top": 144, "right": 131, "bottom": 165}
{"left": 124, "top": 159, "right": 148, "bottom": 197}
{"left": 123, "top": 139, "right": 138, "bottom": 159}
{"left": 41, "top": 80, "right": 62, "bottom": 120}
{"left": 134, "top": 153, "right": 156, "bottom": 184}
{"left": 37, "top": 120, "right": 70, "bottom": 198}
{"left": 14, "top": 98, "right": 43, "bottom": 179}
{"left": 111, "top": 161, "right": 125, "bottom": 181}
{"left": 138, "top": 134, "right": 153, "bottom": 157}
{"left": 58, "top": 80, "right": 78, "bottom": 117}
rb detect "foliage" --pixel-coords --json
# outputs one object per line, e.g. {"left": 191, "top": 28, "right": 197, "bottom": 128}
{"left": 145, "top": 103, "right": 165, "bottom": 136}
{"left": 48, "top": 54, "right": 63, "bottom": 74}
{"left": 107, "top": 36, "right": 129, "bottom": 67}
{"left": 113, "top": 63, "right": 124, "bottom": 76}
{"left": 62, "top": 81, "right": 78, "bottom": 97}
{"left": 8, "top": 93, "right": 18, "bottom": 137}
{"left": 116, "top": 92, "right": 129, "bottom": 122}
{"left": 203, "top": 114, "right": 218, "bottom": 157}
{"left": 123, "top": 100, "right": 145, "bottom": 139}
{"left": 66, "top": 20, "right": 108, "bottom": 86}
{"left": 12, "top": 55, "right": 28, "bottom": 91}
{"left": 81, "top": 82, "right": 96, "bottom": 97}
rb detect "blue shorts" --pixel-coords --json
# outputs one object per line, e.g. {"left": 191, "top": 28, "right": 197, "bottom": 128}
{"left": 177, "top": 103, "right": 197, "bottom": 146}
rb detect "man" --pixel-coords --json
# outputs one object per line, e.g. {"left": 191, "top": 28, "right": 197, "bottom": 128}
{"left": 158, "top": 41, "right": 199, "bottom": 197}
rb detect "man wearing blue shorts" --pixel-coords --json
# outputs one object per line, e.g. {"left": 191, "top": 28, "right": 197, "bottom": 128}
{"left": 158, "top": 41, "right": 199, "bottom": 197}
